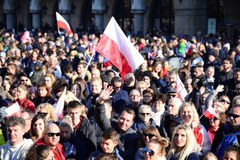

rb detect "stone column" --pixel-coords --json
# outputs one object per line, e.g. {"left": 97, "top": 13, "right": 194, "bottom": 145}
{"left": 131, "top": 0, "right": 146, "bottom": 34}
{"left": 173, "top": 0, "right": 208, "bottom": 36}
{"left": 3, "top": 0, "right": 15, "bottom": 30}
{"left": 92, "top": 0, "right": 106, "bottom": 32}
{"left": 58, "top": 0, "right": 72, "bottom": 22}
{"left": 30, "top": 0, "right": 42, "bottom": 29}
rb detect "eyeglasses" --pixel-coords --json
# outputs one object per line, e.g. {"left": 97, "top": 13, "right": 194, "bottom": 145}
{"left": 38, "top": 112, "right": 48, "bottom": 117}
{"left": 210, "top": 117, "right": 219, "bottom": 122}
{"left": 143, "top": 147, "right": 154, "bottom": 156}
{"left": 219, "top": 99, "right": 230, "bottom": 104}
{"left": 139, "top": 113, "right": 151, "bottom": 116}
{"left": 144, "top": 133, "right": 156, "bottom": 139}
{"left": 47, "top": 132, "right": 61, "bottom": 137}
{"left": 227, "top": 113, "right": 240, "bottom": 119}
{"left": 168, "top": 94, "right": 177, "bottom": 97}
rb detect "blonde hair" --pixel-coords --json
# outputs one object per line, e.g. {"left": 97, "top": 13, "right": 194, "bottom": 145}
{"left": 149, "top": 137, "right": 169, "bottom": 157}
{"left": 36, "top": 103, "right": 58, "bottom": 122}
{"left": 167, "top": 124, "right": 198, "bottom": 160}
{"left": 179, "top": 101, "right": 200, "bottom": 124}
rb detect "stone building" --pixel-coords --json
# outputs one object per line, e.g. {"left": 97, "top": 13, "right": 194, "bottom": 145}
{"left": 0, "top": 0, "right": 239, "bottom": 37}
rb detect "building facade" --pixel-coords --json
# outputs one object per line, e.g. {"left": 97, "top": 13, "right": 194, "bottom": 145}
{"left": 0, "top": 0, "right": 239, "bottom": 37}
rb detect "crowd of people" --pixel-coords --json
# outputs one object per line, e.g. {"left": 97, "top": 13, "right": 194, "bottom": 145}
{"left": 0, "top": 26, "right": 239, "bottom": 160}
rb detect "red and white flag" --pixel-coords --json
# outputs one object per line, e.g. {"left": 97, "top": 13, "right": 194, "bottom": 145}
{"left": 54, "top": 87, "right": 66, "bottom": 120}
{"left": 204, "top": 106, "right": 216, "bottom": 119}
{"left": 96, "top": 17, "right": 144, "bottom": 79}
{"left": 176, "top": 75, "right": 188, "bottom": 100}
{"left": 56, "top": 12, "right": 72, "bottom": 34}
{"left": 5, "top": 103, "right": 21, "bottom": 117}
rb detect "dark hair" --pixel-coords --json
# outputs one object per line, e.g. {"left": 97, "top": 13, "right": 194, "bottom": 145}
{"left": 120, "top": 108, "right": 136, "bottom": 122}
{"left": 224, "top": 145, "right": 240, "bottom": 159}
{"left": 36, "top": 144, "right": 52, "bottom": 159}
{"left": 102, "top": 128, "right": 119, "bottom": 142}
{"left": 6, "top": 116, "right": 25, "bottom": 128}
{"left": 155, "top": 93, "right": 166, "bottom": 103}
{"left": 30, "top": 114, "right": 48, "bottom": 137}
{"left": 52, "top": 78, "right": 68, "bottom": 94}
{"left": 97, "top": 153, "right": 118, "bottom": 160}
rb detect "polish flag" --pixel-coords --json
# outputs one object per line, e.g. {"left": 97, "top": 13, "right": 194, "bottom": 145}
{"left": 56, "top": 12, "right": 72, "bottom": 34}
{"left": 5, "top": 103, "right": 21, "bottom": 117}
{"left": 176, "top": 74, "right": 188, "bottom": 100}
{"left": 53, "top": 87, "right": 66, "bottom": 120}
{"left": 186, "top": 41, "right": 196, "bottom": 56}
{"left": 96, "top": 17, "right": 144, "bottom": 79}
{"left": 204, "top": 106, "right": 216, "bottom": 119}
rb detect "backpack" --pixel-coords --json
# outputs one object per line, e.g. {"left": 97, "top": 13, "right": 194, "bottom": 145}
{"left": 215, "top": 131, "right": 240, "bottom": 159}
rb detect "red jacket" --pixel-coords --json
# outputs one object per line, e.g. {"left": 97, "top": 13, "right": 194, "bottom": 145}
{"left": 35, "top": 138, "right": 66, "bottom": 160}
{"left": 15, "top": 97, "right": 35, "bottom": 112}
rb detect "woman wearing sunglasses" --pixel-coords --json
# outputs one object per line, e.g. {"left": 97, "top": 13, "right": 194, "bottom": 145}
{"left": 167, "top": 124, "right": 199, "bottom": 160}
{"left": 35, "top": 103, "right": 58, "bottom": 122}
{"left": 206, "top": 112, "right": 226, "bottom": 143}
{"left": 134, "top": 126, "right": 162, "bottom": 160}
{"left": 144, "top": 137, "right": 169, "bottom": 160}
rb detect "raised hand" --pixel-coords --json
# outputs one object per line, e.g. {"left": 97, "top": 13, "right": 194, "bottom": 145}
{"left": 97, "top": 86, "right": 114, "bottom": 104}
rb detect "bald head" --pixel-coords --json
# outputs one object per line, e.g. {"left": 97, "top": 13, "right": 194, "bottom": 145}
{"left": 44, "top": 123, "right": 60, "bottom": 148}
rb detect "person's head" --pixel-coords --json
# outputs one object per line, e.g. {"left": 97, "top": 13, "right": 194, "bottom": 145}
{"left": 205, "top": 66, "right": 215, "bottom": 78}
{"left": 124, "top": 72, "right": 135, "bottom": 87}
{"left": 20, "top": 74, "right": 32, "bottom": 86}
{"left": 16, "top": 84, "right": 29, "bottom": 100}
{"left": 209, "top": 112, "right": 226, "bottom": 129}
{"left": 143, "top": 88, "right": 155, "bottom": 105}
{"left": 67, "top": 101, "right": 87, "bottom": 127}
{"left": 144, "top": 137, "right": 169, "bottom": 160}
{"left": 138, "top": 105, "right": 152, "bottom": 123}
{"left": 6, "top": 116, "right": 26, "bottom": 146}
{"left": 222, "top": 57, "right": 233, "bottom": 72}
{"left": 52, "top": 78, "right": 68, "bottom": 99}
{"left": 167, "top": 70, "right": 177, "bottom": 83}
{"left": 152, "top": 60, "right": 163, "bottom": 73}
{"left": 143, "top": 71, "right": 152, "bottom": 86}
{"left": 218, "top": 95, "right": 231, "bottom": 111}
{"left": 36, "top": 103, "right": 58, "bottom": 122}
{"left": 136, "top": 81, "right": 147, "bottom": 96}
{"left": 167, "top": 97, "right": 182, "bottom": 116}
{"left": 36, "top": 144, "right": 54, "bottom": 160}
{"left": 90, "top": 77, "right": 102, "bottom": 95}
{"left": 20, "top": 109, "right": 35, "bottom": 132}
{"left": 101, "top": 128, "right": 119, "bottom": 153}
{"left": 30, "top": 114, "right": 48, "bottom": 138}
{"left": 184, "top": 77, "right": 193, "bottom": 93}
{"left": 222, "top": 146, "right": 240, "bottom": 160}
{"left": 59, "top": 122, "right": 73, "bottom": 142}
{"left": 203, "top": 152, "right": 218, "bottom": 160}
{"left": 117, "top": 108, "right": 135, "bottom": 131}
{"left": 234, "top": 68, "right": 240, "bottom": 83}
{"left": 97, "top": 153, "right": 118, "bottom": 160}
{"left": 44, "top": 123, "right": 61, "bottom": 148}
{"left": 77, "top": 61, "right": 87, "bottom": 74}
{"left": 37, "top": 82, "right": 51, "bottom": 98}
{"left": 71, "top": 83, "right": 82, "bottom": 98}
{"left": 169, "top": 124, "right": 198, "bottom": 159}
{"left": 43, "top": 73, "right": 56, "bottom": 88}
{"left": 91, "top": 68, "right": 101, "bottom": 78}
{"left": 193, "top": 65, "right": 204, "bottom": 78}
{"left": 227, "top": 105, "right": 240, "bottom": 126}
{"left": 152, "top": 93, "right": 166, "bottom": 113}
{"left": 142, "top": 126, "right": 161, "bottom": 144}
{"left": 179, "top": 102, "right": 199, "bottom": 125}
{"left": 129, "top": 89, "right": 141, "bottom": 105}
{"left": 111, "top": 76, "right": 122, "bottom": 92}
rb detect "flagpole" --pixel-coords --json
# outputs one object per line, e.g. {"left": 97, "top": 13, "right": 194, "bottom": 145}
{"left": 82, "top": 51, "right": 95, "bottom": 79}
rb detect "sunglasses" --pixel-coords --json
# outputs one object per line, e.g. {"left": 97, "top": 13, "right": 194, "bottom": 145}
{"left": 139, "top": 113, "right": 151, "bottom": 116}
{"left": 219, "top": 99, "right": 230, "bottom": 104}
{"left": 38, "top": 112, "right": 48, "bottom": 117}
{"left": 47, "top": 132, "right": 61, "bottom": 137}
{"left": 143, "top": 147, "right": 155, "bottom": 156}
{"left": 210, "top": 117, "right": 219, "bottom": 122}
{"left": 144, "top": 133, "right": 156, "bottom": 139}
{"left": 227, "top": 113, "right": 240, "bottom": 119}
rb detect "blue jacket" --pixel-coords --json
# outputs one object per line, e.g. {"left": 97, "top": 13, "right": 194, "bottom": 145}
{"left": 132, "top": 118, "right": 157, "bottom": 133}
